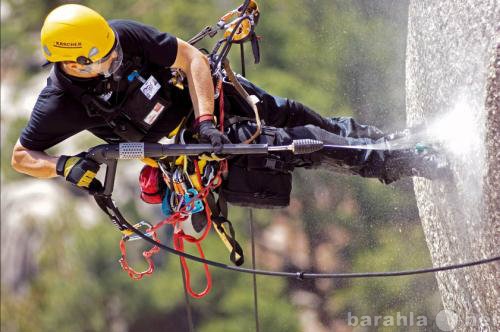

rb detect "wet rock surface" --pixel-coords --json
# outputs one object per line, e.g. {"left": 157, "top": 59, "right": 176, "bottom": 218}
{"left": 406, "top": 1, "right": 499, "bottom": 330}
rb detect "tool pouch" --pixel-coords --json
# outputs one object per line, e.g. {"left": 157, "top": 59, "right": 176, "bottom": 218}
{"left": 222, "top": 122, "right": 293, "bottom": 208}
{"left": 221, "top": 158, "right": 292, "bottom": 208}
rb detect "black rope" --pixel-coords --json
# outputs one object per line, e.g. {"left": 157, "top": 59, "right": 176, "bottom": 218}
{"left": 119, "top": 216, "right": 500, "bottom": 279}
{"left": 240, "top": 44, "right": 246, "bottom": 77}
{"left": 248, "top": 209, "right": 260, "bottom": 332}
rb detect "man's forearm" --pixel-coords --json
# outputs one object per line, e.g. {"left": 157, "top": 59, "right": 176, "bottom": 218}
{"left": 11, "top": 141, "right": 58, "bottom": 178}
{"left": 186, "top": 54, "right": 215, "bottom": 118}
{"left": 171, "top": 38, "right": 215, "bottom": 119}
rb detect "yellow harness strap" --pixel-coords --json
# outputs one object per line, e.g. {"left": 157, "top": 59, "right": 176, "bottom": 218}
{"left": 141, "top": 157, "right": 159, "bottom": 167}
{"left": 140, "top": 118, "right": 186, "bottom": 168}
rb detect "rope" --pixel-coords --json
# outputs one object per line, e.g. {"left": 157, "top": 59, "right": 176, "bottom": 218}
{"left": 240, "top": 43, "right": 246, "bottom": 77}
{"left": 119, "top": 220, "right": 500, "bottom": 279}
{"left": 249, "top": 209, "right": 260, "bottom": 332}
{"left": 174, "top": 232, "right": 212, "bottom": 298}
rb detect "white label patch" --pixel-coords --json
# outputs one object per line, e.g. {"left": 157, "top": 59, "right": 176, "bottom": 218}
{"left": 140, "top": 75, "right": 161, "bottom": 100}
{"left": 144, "top": 102, "right": 165, "bottom": 125}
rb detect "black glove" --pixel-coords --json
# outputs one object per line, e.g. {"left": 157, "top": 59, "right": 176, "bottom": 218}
{"left": 56, "top": 152, "right": 102, "bottom": 192}
{"left": 197, "top": 119, "right": 231, "bottom": 154}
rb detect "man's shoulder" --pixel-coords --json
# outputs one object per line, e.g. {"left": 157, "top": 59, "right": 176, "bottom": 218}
{"left": 45, "top": 66, "right": 83, "bottom": 99}
{"left": 108, "top": 19, "right": 178, "bottom": 67}
{"left": 109, "top": 19, "right": 142, "bottom": 29}
{"left": 109, "top": 19, "right": 177, "bottom": 41}
{"left": 34, "top": 84, "right": 75, "bottom": 114}
{"left": 34, "top": 69, "right": 81, "bottom": 112}
{"left": 109, "top": 19, "right": 159, "bottom": 36}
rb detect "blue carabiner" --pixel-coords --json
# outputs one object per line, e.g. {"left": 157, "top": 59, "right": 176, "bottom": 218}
{"left": 184, "top": 188, "right": 204, "bottom": 214}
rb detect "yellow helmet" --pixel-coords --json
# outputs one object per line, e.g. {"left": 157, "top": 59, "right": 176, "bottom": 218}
{"left": 40, "top": 4, "right": 115, "bottom": 64}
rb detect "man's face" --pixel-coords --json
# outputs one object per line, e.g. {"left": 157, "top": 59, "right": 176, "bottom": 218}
{"left": 66, "top": 38, "right": 123, "bottom": 77}
{"left": 82, "top": 50, "right": 120, "bottom": 76}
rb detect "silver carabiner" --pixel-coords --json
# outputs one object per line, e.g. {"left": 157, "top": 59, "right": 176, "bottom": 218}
{"left": 122, "top": 221, "right": 154, "bottom": 242}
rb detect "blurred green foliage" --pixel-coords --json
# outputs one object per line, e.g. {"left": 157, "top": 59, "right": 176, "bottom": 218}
{"left": 1, "top": 0, "right": 442, "bottom": 331}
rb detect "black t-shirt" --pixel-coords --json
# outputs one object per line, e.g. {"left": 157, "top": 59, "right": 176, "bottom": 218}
{"left": 20, "top": 20, "right": 192, "bottom": 151}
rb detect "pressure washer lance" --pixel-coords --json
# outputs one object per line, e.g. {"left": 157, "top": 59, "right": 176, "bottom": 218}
{"left": 87, "top": 139, "right": 324, "bottom": 163}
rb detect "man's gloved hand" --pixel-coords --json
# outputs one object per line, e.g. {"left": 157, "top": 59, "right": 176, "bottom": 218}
{"left": 56, "top": 152, "right": 102, "bottom": 192}
{"left": 197, "top": 118, "right": 231, "bottom": 154}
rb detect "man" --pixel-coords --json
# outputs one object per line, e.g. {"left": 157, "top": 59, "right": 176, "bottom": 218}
{"left": 11, "top": 4, "right": 448, "bottom": 208}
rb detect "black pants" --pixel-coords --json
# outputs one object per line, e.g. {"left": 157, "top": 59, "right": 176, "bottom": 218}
{"left": 222, "top": 76, "right": 395, "bottom": 182}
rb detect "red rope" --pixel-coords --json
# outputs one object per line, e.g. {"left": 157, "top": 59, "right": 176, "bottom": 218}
{"left": 174, "top": 232, "right": 212, "bottom": 298}
{"left": 218, "top": 79, "right": 225, "bottom": 133}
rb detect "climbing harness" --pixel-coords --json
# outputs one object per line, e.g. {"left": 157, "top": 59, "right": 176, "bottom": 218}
{"left": 98, "top": 0, "right": 264, "bottom": 298}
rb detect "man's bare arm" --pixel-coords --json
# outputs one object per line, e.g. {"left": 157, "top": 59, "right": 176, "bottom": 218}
{"left": 11, "top": 140, "right": 58, "bottom": 178}
{"left": 171, "top": 38, "right": 214, "bottom": 118}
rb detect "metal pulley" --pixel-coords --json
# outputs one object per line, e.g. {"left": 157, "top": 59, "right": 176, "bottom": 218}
{"left": 221, "top": 0, "right": 260, "bottom": 43}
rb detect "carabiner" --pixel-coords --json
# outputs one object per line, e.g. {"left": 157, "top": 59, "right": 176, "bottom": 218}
{"left": 119, "top": 223, "right": 161, "bottom": 280}
{"left": 121, "top": 221, "right": 154, "bottom": 241}
{"left": 184, "top": 188, "right": 205, "bottom": 214}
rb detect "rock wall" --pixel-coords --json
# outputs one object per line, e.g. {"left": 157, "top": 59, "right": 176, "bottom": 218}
{"left": 406, "top": 2, "right": 499, "bottom": 331}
